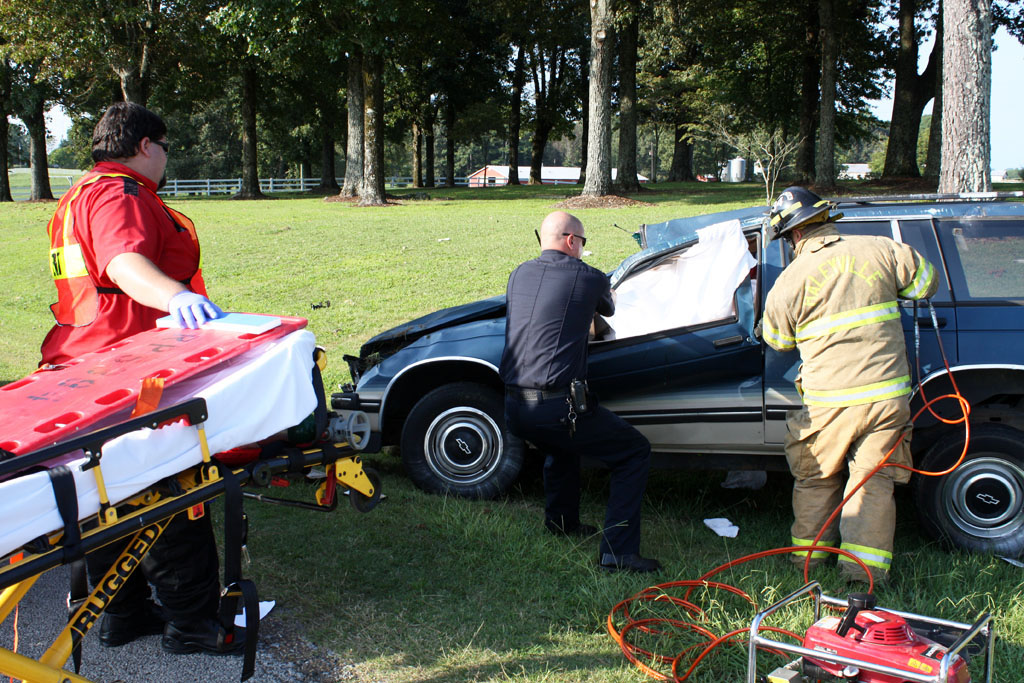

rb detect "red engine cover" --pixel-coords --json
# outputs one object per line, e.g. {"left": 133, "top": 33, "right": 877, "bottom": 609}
{"left": 803, "top": 610, "right": 970, "bottom": 682}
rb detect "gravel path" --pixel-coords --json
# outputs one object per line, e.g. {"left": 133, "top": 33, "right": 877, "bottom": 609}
{"left": 1, "top": 566, "right": 363, "bottom": 683}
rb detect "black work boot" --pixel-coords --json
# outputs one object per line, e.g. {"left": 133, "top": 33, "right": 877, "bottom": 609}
{"left": 161, "top": 618, "right": 246, "bottom": 655}
{"left": 98, "top": 600, "right": 165, "bottom": 647}
{"left": 598, "top": 552, "right": 662, "bottom": 574}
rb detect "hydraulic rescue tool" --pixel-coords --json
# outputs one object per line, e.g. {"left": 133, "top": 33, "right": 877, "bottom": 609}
{"left": 749, "top": 582, "right": 993, "bottom": 683}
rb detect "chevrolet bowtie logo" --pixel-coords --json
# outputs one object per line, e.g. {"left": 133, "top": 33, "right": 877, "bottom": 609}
{"left": 456, "top": 438, "right": 472, "bottom": 454}
{"left": 976, "top": 493, "right": 1001, "bottom": 506}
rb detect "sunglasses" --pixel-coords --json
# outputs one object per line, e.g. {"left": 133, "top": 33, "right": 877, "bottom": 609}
{"left": 152, "top": 139, "right": 170, "bottom": 153}
{"left": 533, "top": 230, "right": 588, "bottom": 247}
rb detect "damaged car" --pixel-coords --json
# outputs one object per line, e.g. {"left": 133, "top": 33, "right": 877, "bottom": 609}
{"left": 334, "top": 194, "right": 1024, "bottom": 555}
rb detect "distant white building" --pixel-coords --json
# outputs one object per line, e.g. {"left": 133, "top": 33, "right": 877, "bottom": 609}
{"left": 466, "top": 165, "right": 648, "bottom": 187}
{"left": 839, "top": 163, "right": 871, "bottom": 180}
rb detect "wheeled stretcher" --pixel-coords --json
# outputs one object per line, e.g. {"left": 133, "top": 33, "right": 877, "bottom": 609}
{"left": 0, "top": 316, "right": 380, "bottom": 682}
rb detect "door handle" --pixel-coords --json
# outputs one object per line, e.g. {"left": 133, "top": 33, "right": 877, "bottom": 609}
{"left": 915, "top": 316, "right": 947, "bottom": 329}
{"left": 713, "top": 334, "right": 744, "bottom": 348}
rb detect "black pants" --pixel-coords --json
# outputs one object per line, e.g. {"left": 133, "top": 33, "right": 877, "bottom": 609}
{"left": 85, "top": 506, "right": 220, "bottom": 622}
{"left": 505, "top": 393, "right": 651, "bottom": 557}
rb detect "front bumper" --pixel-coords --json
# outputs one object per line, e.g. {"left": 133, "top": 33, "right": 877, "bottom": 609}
{"left": 331, "top": 390, "right": 383, "bottom": 453}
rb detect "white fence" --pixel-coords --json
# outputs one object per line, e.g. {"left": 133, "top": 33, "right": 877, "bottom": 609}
{"left": 8, "top": 175, "right": 476, "bottom": 200}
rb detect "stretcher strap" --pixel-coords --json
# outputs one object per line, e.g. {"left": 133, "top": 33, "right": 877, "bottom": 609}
{"left": 48, "top": 465, "right": 86, "bottom": 673}
{"left": 226, "top": 578, "right": 259, "bottom": 681}
{"left": 218, "top": 466, "right": 259, "bottom": 681}
{"left": 130, "top": 376, "right": 166, "bottom": 418}
{"left": 68, "top": 560, "right": 88, "bottom": 673}
{"left": 311, "top": 363, "right": 328, "bottom": 441}
{"left": 47, "top": 466, "right": 82, "bottom": 563}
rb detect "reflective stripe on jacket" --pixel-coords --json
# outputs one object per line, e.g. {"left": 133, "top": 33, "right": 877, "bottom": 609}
{"left": 47, "top": 171, "right": 206, "bottom": 327}
{"left": 762, "top": 225, "right": 938, "bottom": 407}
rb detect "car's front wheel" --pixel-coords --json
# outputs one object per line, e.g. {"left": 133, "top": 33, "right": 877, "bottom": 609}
{"left": 913, "top": 423, "right": 1024, "bottom": 556}
{"left": 400, "top": 382, "right": 523, "bottom": 499}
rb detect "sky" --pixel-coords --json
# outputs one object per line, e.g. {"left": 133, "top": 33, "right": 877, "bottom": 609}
{"left": 38, "top": 27, "right": 1024, "bottom": 171}
{"left": 868, "top": 25, "right": 1023, "bottom": 171}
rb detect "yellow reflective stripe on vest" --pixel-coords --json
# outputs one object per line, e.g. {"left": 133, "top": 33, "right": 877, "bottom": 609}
{"left": 898, "top": 258, "right": 936, "bottom": 300}
{"left": 795, "top": 301, "right": 900, "bottom": 341}
{"left": 837, "top": 542, "right": 892, "bottom": 570}
{"left": 791, "top": 537, "right": 835, "bottom": 559}
{"left": 802, "top": 375, "right": 912, "bottom": 407}
{"left": 49, "top": 244, "right": 88, "bottom": 280}
{"left": 762, "top": 320, "right": 796, "bottom": 350}
{"left": 55, "top": 173, "right": 136, "bottom": 277}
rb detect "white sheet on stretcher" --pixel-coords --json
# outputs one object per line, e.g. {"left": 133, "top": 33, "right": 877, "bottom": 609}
{"left": 0, "top": 330, "right": 318, "bottom": 558}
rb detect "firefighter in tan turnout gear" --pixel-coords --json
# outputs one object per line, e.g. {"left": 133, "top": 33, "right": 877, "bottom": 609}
{"left": 761, "top": 187, "right": 938, "bottom": 583}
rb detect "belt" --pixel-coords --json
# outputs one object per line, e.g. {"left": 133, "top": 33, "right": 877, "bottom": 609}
{"left": 506, "top": 386, "right": 569, "bottom": 401}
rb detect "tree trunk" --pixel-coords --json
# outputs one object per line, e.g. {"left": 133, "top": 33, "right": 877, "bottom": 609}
{"left": 649, "top": 124, "right": 658, "bottom": 183}
{"left": 507, "top": 46, "right": 525, "bottom": 186}
{"left": 318, "top": 94, "right": 339, "bottom": 190}
{"left": 582, "top": 0, "right": 614, "bottom": 197}
{"left": 319, "top": 129, "right": 338, "bottom": 190}
{"left": 529, "top": 120, "right": 551, "bottom": 185}
{"left": 237, "top": 61, "right": 264, "bottom": 199}
{"left": 815, "top": 0, "right": 838, "bottom": 190}
{"left": 668, "top": 124, "right": 695, "bottom": 182}
{"left": 0, "top": 113, "right": 11, "bottom": 201}
{"left": 883, "top": 0, "right": 940, "bottom": 178}
{"left": 0, "top": 62, "right": 12, "bottom": 203}
{"left": 425, "top": 107, "right": 436, "bottom": 187}
{"left": 616, "top": 7, "right": 640, "bottom": 193}
{"left": 359, "top": 52, "right": 387, "bottom": 205}
{"left": 581, "top": 35, "right": 589, "bottom": 184}
{"left": 796, "top": 0, "right": 819, "bottom": 183}
{"left": 940, "top": 0, "right": 991, "bottom": 192}
{"left": 925, "top": 6, "right": 943, "bottom": 180}
{"left": 412, "top": 121, "right": 423, "bottom": 188}
{"left": 444, "top": 99, "right": 456, "bottom": 188}
{"left": 341, "top": 49, "right": 364, "bottom": 198}
{"left": 117, "top": 67, "right": 150, "bottom": 106}
{"left": 17, "top": 88, "right": 53, "bottom": 201}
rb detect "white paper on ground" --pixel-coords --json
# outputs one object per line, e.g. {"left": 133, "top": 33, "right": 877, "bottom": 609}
{"left": 235, "top": 600, "right": 276, "bottom": 627}
{"left": 704, "top": 517, "right": 739, "bottom": 538}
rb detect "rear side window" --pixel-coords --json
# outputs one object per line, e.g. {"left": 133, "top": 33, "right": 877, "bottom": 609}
{"left": 838, "top": 219, "right": 952, "bottom": 301}
{"left": 936, "top": 218, "right": 1024, "bottom": 301}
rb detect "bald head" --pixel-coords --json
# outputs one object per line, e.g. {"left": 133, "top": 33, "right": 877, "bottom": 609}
{"left": 539, "top": 211, "right": 585, "bottom": 257}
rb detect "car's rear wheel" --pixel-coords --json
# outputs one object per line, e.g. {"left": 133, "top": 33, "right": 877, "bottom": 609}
{"left": 400, "top": 382, "right": 523, "bottom": 499}
{"left": 913, "top": 423, "right": 1024, "bottom": 556}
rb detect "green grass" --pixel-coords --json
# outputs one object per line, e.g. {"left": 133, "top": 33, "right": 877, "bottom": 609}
{"left": 3, "top": 182, "right": 1023, "bottom": 681}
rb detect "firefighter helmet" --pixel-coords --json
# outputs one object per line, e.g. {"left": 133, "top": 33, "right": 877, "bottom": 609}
{"left": 768, "top": 186, "right": 837, "bottom": 240}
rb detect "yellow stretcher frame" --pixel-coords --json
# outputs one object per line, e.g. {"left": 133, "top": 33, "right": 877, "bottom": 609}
{"left": 0, "top": 396, "right": 378, "bottom": 683}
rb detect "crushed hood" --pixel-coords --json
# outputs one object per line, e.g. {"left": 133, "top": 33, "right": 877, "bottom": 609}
{"left": 359, "top": 295, "right": 507, "bottom": 358}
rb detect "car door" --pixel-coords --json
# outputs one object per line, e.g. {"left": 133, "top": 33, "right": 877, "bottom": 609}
{"left": 934, "top": 216, "right": 1024, "bottom": 365}
{"left": 588, "top": 231, "right": 766, "bottom": 455}
{"left": 762, "top": 217, "right": 957, "bottom": 445}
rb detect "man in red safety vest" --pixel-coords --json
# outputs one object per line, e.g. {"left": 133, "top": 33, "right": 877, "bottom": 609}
{"left": 39, "top": 102, "right": 242, "bottom": 655}
{"left": 40, "top": 103, "right": 221, "bottom": 366}
{"left": 761, "top": 186, "right": 938, "bottom": 584}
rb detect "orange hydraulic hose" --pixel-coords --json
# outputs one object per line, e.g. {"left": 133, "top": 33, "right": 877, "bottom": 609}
{"left": 609, "top": 304, "right": 973, "bottom": 681}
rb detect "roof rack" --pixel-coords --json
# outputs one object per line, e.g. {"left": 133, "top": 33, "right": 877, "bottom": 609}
{"left": 832, "top": 191, "right": 1023, "bottom": 205}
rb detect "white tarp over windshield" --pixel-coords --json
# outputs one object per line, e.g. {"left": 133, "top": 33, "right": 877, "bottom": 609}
{"left": 603, "top": 219, "right": 757, "bottom": 340}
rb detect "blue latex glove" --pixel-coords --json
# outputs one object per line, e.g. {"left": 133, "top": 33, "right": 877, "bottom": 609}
{"left": 168, "top": 291, "right": 223, "bottom": 329}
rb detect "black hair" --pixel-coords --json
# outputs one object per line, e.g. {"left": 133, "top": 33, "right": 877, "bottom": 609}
{"left": 91, "top": 102, "right": 167, "bottom": 163}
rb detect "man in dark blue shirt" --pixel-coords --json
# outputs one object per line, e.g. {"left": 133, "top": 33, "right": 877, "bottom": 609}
{"left": 500, "top": 211, "right": 659, "bottom": 573}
